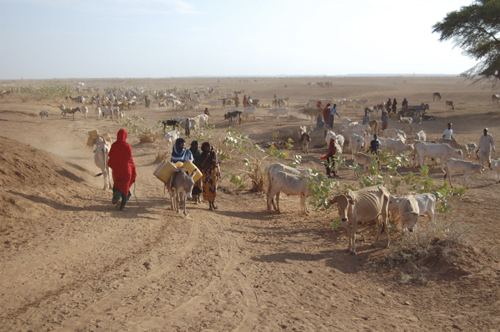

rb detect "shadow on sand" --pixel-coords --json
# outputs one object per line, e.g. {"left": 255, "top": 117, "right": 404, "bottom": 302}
{"left": 9, "top": 191, "right": 163, "bottom": 220}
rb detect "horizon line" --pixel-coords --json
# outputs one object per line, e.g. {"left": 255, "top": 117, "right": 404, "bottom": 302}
{"left": 0, "top": 73, "right": 462, "bottom": 82}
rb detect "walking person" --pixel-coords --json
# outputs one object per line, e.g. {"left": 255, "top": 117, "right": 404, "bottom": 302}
{"left": 322, "top": 103, "right": 331, "bottom": 127}
{"left": 329, "top": 103, "right": 340, "bottom": 128}
{"left": 385, "top": 98, "right": 392, "bottom": 112}
{"left": 323, "top": 137, "right": 338, "bottom": 178}
{"left": 477, "top": 128, "right": 496, "bottom": 169}
{"left": 369, "top": 134, "right": 381, "bottom": 169}
{"left": 392, "top": 98, "right": 397, "bottom": 114}
{"left": 369, "top": 134, "right": 380, "bottom": 155}
{"left": 199, "top": 142, "right": 221, "bottom": 211}
{"left": 108, "top": 128, "right": 137, "bottom": 210}
{"left": 402, "top": 98, "right": 408, "bottom": 112}
{"left": 171, "top": 138, "right": 194, "bottom": 163}
{"left": 190, "top": 140, "right": 203, "bottom": 203}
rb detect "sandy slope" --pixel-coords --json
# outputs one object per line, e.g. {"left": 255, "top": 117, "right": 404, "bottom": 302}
{"left": 0, "top": 77, "right": 499, "bottom": 331}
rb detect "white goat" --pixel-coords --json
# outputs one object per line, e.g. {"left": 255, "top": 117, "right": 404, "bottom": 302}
{"left": 415, "top": 130, "right": 426, "bottom": 142}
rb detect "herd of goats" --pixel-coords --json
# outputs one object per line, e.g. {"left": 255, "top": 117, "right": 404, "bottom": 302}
{"left": 4, "top": 85, "right": 500, "bottom": 254}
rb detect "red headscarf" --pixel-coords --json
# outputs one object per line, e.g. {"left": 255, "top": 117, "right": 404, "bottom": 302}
{"left": 108, "top": 128, "right": 136, "bottom": 195}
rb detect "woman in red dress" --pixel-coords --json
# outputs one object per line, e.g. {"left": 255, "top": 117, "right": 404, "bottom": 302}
{"left": 108, "top": 128, "right": 137, "bottom": 210}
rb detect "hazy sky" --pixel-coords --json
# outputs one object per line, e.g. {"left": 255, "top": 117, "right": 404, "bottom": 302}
{"left": 0, "top": 0, "right": 476, "bottom": 79}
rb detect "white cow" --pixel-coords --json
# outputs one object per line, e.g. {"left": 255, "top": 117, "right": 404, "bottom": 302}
{"left": 414, "top": 142, "right": 463, "bottom": 167}
{"left": 94, "top": 137, "right": 112, "bottom": 190}
{"left": 350, "top": 133, "right": 365, "bottom": 156}
{"left": 379, "top": 137, "right": 413, "bottom": 155}
{"left": 414, "top": 193, "right": 436, "bottom": 222}
{"left": 389, "top": 195, "right": 420, "bottom": 231}
{"left": 331, "top": 186, "right": 391, "bottom": 255}
{"left": 196, "top": 114, "right": 209, "bottom": 127}
{"left": 266, "top": 163, "right": 310, "bottom": 214}
{"left": 443, "top": 158, "right": 482, "bottom": 187}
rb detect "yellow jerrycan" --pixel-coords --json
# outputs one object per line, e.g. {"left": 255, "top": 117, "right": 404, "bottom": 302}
{"left": 175, "top": 161, "right": 203, "bottom": 182}
{"left": 153, "top": 161, "right": 178, "bottom": 184}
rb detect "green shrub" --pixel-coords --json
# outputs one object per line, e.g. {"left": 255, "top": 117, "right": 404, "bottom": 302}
{"left": 308, "top": 170, "right": 337, "bottom": 210}
{"left": 267, "top": 144, "right": 288, "bottom": 159}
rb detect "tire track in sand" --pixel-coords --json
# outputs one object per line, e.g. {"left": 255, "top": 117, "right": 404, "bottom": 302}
{"left": 124, "top": 210, "right": 259, "bottom": 331}
{"left": 55, "top": 212, "right": 202, "bottom": 331}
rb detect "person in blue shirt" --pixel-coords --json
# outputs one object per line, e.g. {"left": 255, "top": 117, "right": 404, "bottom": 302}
{"left": 171, "top": 138, "right": 194, "bottom": 163}
{"left": 329, "top": 103, "right": 340, "bottom": 128}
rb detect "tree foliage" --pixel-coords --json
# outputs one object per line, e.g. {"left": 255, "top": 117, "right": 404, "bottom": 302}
{"left": 433, "top": 0, "right": 500, "bottom": 80}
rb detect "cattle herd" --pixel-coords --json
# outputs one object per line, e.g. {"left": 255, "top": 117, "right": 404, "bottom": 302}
{"left": 23, "top": 85, "right": 500, "bottom": 254}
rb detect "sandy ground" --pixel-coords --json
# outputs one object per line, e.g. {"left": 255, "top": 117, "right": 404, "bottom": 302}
{"left": 0, "top": 76, "right": 499, "bottom": 331}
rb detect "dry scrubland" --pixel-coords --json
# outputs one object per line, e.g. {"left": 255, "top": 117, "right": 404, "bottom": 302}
{"left": 0, "top": 76, "right": 499, "bottom": 331}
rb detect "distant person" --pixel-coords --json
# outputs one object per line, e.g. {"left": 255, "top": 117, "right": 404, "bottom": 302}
{"left": 323, "top": 137, "right": 338, "bottom": 178}
{"left": 234, "top": 94, "right": 240, "bottom": 108}
{"left": 385, "top": 98, "right": 392, "bottom": 112}
{"left": 322, "top": 103, "right": 331, "bottom": 126}
{"left": 190, "top": 140, "right": 203, "bottom": 203}
{"left": 442, "top": 122, "right": 454, "bottom": 142}
{"left": 243, "top": 95, "right": 248, "bottom": 108}
{"left": 108, "top": 128, "right": 137, "bottom": 210}
{"left": 204, "top": 107, "right": 210, "bottom": 116}
{"left": 171, "top": 138, "right": 193, "bottom": 163}
{"left": 199, "top": 142, "right": 220, "bottom": 211}
{"left": 370, "top": 134, "right": 380, "bottom": 155}
{"left": 392, "top": 98, "right": 397, "bottom": 114}
{"left": 402, "top": 98, "right": 408, "bottom": 112}
{"left": 477, "top": 128, "right": 495, "bottom": 169}
{"left": 329, "top": 103, "right": 340, "bottom": 128}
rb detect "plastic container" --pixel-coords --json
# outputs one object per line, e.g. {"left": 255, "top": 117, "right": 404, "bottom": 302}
{"left": 180, "top": 160, "right": 203, "bottom": 182}
{"left": 154, "top": 161, "right": 178, "bottom": 184}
